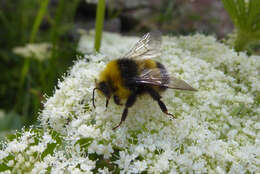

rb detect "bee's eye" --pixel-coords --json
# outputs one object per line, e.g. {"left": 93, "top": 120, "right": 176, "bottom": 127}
{"left": 99, "top": 82, "right": 111, "bottom": 97}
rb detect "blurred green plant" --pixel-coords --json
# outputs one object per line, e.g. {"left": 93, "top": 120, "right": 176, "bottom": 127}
{"left": 0, "top": 110, "right": 23, "bottom": 140}
{"left": 0, "top": 110, "right": 22, "bottom": 131}
{"left": 0, "top": 0, "right": 80, "bottom": 130}
{"left": 222, "top": 0, "right": 260, "bottom": 52}
{"left": 20, "top": 0, "right": 50, "bottom": 95}
{"left": 94, "top": 0, "right": 106, "bottom": 52}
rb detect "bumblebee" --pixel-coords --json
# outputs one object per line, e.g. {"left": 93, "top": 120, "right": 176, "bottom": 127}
{"left": 92, "top": 31, "right": 197, "bottom": 130}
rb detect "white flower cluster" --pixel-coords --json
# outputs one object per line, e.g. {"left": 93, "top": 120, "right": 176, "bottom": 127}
{"left": 1, "top": 32, "right": 260, "bottom": 173}
{"left": 13, "top": 42, "right": 52, "bottom": 61}
{"left": 0, "top": 129, "right": 56, "bottom": 174}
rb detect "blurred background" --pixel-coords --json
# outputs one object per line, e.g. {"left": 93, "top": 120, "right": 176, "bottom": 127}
{"left": 0, "top": 0, "right": 237, "bottom": 136}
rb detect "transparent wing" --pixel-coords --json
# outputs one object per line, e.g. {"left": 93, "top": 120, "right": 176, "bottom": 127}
{"left": 133, "top": 68, "right": 197, "bottom": 91}
{"left": 123, "top": 31, "right": 162, "bottom": 60}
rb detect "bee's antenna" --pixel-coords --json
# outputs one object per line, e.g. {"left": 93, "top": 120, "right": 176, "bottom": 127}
{"left": 92, "top": 87, "right": 99, "bottom": 108}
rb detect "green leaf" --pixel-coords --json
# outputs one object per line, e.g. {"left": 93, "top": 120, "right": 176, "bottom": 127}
{"left": 41, "top": 143, "right": 57, "bottom": 159}
{"left": 76, "top": 137, "right": 94, "bottom": 150}
{"left": 0, "top": 163, "right": 11, "bottom": 172}
{"left": 0, "top": 111, "right": 23, "bottom": 132}
{"left": 222, "top": 0, "right": 260, "bottom": 51}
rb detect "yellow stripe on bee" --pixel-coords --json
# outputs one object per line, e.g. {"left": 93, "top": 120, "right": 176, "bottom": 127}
{"left": 138, "top": 59, "right": 157, "bottom": 72}
{"left": 99, "top": 60, "right": 131, "bottom": 99}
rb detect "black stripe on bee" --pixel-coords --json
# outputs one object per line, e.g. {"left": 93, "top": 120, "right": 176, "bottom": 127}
{"left": 156, "top": 61, "right": 170, "bottom": 90}
{"left": 117, "top": 58, "right": 138, "bottom": 89}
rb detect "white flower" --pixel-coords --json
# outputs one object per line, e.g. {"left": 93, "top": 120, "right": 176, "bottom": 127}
{"left": 6, "top": 160, "right": 14, "bottom": 167}
{"left": 114, "top": 151, "right": 136, "bottom": 173}
{"left": 80, "top": 158, "right": 96, "bottom": 172}
{"left": 102, "top": 143, "right": 114, "bottom": 159}
{"left": 0, "top": 150, "right": 8, "bottom": 160}
{"left": 31, "top": 161, "right": 48, "bottom": 174}
{"left": 13, "top": 42, "right": 52, "bottom": 61}
{"left": 5, "top": 140, "right": 27, "bottom": 153}
{"left": 0, "top": 170, "right": 11, "bottom": 174}
{"left": 254, "top": 122, "right": 260, "bottom": 130}
{"left": 98, "top": 167, "right": 111, "bottom": 174}
{"left": 1, "top": 31, "right": 260, "bottom": 173}
{"left": 130, "top": 160, "right": 147, "bottom": 173}
{"left": 216, "top": 166, "right": 225, "bottom": 174}
{"left": 78, "top": 124, "right": 100, "bottom": 138}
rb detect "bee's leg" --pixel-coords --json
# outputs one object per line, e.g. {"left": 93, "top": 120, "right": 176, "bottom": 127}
{"left": 112, "top": 93, "right": 137, "bottom": 130}
{"left": 113, "top": 95, "right": 122, "bottom": 105}
{"left": 147, "top": 87, "right": 176, "bottom": 119}
{"left": 106, "top": 98, "right": 110, "bottom": 108}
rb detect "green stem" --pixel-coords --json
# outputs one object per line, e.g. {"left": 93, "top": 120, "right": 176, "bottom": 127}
{"left": 20, "top": 0, "right": 50, "bottom": 88}
{"left": 17, "top": 0, "right": 50, "bottom": 113}
{"left": 94, "top": 0, "right": 106, "bottom": 52}
{"left": 29, "top": 0, "right": 50, "bottom": 43}
{"left": 19, "top": 59, "right": 30, "bottom": 87}
{"left": 50, "top": 0, "right": 65, "bottom": 57}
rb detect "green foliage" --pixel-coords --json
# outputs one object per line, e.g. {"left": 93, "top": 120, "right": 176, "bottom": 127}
{"left": 41, "top": 130, "right": 63, "bottom": 159}
{"left": 0, "top": 0, "right": 81, "bottom": 130}
{"left": 222, "top": 0, "right": 260, "bottom": 51}
{"left": 30, "top": 0, "right": 50, "bottom": 43}
{"left": 0, "top": 161, "right": 11, "bottom": 172}
{"left": 0, "top": 111, "right": 23, "bottom": 132}
{"left": 76, "top": 137, "right": 94, "bottom": 151}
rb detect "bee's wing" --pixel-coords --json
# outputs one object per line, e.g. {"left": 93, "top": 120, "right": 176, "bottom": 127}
{"left": 133, "top": 69, "right": 197, "bottom": 91}
{"left": 167, "top": 76, "right": 197, "bottom": 91}
{"left": 123, "top": 31, "right": 162, "bottom": 60}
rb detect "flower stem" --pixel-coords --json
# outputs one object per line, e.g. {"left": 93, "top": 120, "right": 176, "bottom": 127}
{"left": 20, "top": 0, "right": 49, "bottom": 87}
{"left": 18, "top": 0, "right": 50, "bottom": 113}
{"left": 29, "top": 0, "right": 50, "bottom": 43}
{"left": 94, "top": 0, "right": 106, "bottom": 52}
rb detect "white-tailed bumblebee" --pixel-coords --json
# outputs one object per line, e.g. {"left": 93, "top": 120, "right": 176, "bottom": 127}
{"left": 92, "top": 31, "right": 197, "bottom": 130}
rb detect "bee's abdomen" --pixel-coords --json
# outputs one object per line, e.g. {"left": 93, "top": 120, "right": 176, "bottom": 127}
{"left": 117, "top": 58, "right": 138, "bottom": 89}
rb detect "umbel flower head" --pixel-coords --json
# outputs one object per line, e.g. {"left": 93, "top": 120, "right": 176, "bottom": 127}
{"left": 1, "top": 32, "right": 260, "bottom": 173}
{"left": 13, "top": 42, "right": 52, "bottom": 61}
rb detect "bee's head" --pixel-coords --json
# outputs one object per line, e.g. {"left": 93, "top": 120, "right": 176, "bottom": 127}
{"left": 92, "top": 80, "right": 111, "bottom": 108}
